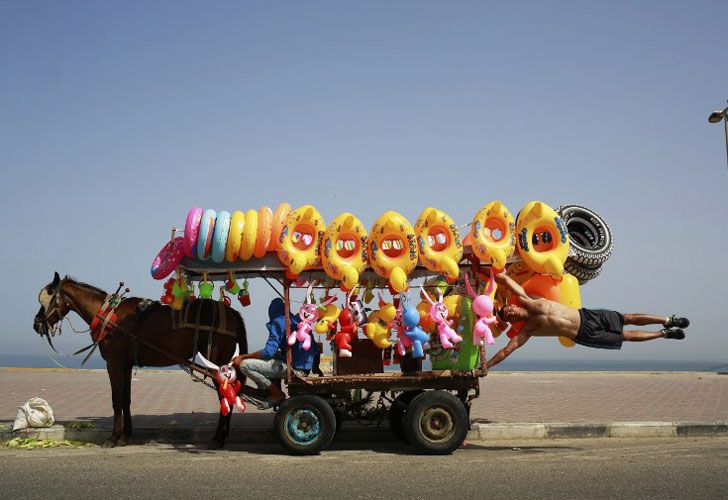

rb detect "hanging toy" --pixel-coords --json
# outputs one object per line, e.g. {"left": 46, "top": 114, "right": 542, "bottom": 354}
{"left": 364, "top": 293, "right": 396, "bottom": 348}
{"left": 225, "top": 270, "right": 241, "bottom": 295}
{"left": 289, "top": 282, "right": 336, "bottom": 351}
{"left": 334, "top": 309, "right": 356, "bottom": 358}
{"left": 170, "top": 268, "right": 190, "bottom": 311}
{"left": 465, "top": 270, "right": 497, "bottom": 346}
{"left": 219, "top": 286, "right": 231, "bottom": 307}
{"left": 420, "top": 286, "right": 462, "bottom": 349}
{"left": 161, "top": 277, "right": 175, "bottom": 305}
{"left": 403, "top": 301, "right": 430, "bottom": 359}
{"left": 198, "top": 272, "right": 214, "bottom": 299}
{"left": 196, "top": 346, "right": 246, "bottom": 416}
{"left": 237, "top": 278, "right": 251, "bottom": 307}
{"left": 392, "top": 304, "right": 412, "bottom": 358}
{"left": 363, "top": 280, "right": 375, "bottom": 304}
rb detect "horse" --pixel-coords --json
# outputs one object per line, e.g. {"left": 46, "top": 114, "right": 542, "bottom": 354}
{"left": 33, "top": 272, "right": 248, "bottom": 448}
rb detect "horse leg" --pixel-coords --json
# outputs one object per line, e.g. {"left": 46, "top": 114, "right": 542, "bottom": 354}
{"left": 103, "top": 362, "right": 126, "bottom": 447}
{"left": 119, "top": 364, "right": 133, "bottom": 446}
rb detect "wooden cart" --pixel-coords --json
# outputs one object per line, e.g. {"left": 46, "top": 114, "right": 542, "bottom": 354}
{"left": 180, "top": 253, "right": 492, "bottom": 455}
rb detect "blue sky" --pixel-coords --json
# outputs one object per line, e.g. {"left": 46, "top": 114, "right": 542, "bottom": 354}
{"left": 1, "top": 1, "right": 727, "bottom": 365}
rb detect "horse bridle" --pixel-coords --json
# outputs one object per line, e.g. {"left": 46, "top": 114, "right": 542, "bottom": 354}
{"left": 38, "top": 282, "right": 70, "bottom": 335}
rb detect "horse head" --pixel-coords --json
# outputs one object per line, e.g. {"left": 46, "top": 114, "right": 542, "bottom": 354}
{"left": 34, "top": 272, "right": 70, "bottom": 337}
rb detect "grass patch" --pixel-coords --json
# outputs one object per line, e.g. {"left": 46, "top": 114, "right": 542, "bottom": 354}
{"left": 66, "top": 420, "right": 96, "bottom": 430}
{"left": 3, "top": 437, "right": 97, "bottom": 449}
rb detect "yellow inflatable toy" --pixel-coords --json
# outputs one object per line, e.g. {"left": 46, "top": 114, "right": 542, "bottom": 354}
{"left": 239, "top": 209, "right": 258, "bottom": 261}
{"left": 515, "top": 201, "right": 569, "bottom": 277}
{"left": 277, "top": 205, "right": 326, "bottom": 276}
{"left": 368, "top": 211, "right": 418, "bottom": 293}
{"left": 225, "top": 210, "right": 245, "bottom": 262}
{"left": 314, "top": 303, "right": 342, "bottom": 334}
{"left": 470, "top": 201, "right": 516, "bottom": 271}
{"left": 557, "top": 273, "right": 581, "bottom": 347}
{"left": 321, "top": 212, "right": 368, "bottom": 291}
{"left": 415, "top": 207, "right": 463, "bottom": 280}
{"left": 365, "top": 297, "right": 396, "bottom": 348}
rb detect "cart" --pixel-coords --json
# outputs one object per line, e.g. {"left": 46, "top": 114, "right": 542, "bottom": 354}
{"left": 180, "top": 252, "right": 492, "bottom": 455}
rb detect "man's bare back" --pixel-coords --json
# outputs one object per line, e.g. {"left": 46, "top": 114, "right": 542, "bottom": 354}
{"left": 519, "top": 298, "right": 580, "bottom": 340}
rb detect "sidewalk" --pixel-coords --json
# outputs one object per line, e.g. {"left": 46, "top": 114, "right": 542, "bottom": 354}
{"left": 1, "top": 368, "right": 726, "bottom": 442}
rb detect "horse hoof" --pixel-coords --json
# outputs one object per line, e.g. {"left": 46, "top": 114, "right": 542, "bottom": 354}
{"left": 102, "top": 439, "right": 117, "bottom": 448}
{"left": 208, "top": 439, "right": 225, "bottom": 450}
{"left": 118, "top": 436, "right": 129, "bottom": 447}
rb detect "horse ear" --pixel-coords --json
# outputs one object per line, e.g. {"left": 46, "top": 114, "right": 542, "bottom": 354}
{"left": 52, "top": 272, "right": 60, "bottom": 288}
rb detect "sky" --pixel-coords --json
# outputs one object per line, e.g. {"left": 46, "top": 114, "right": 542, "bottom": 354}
{"left": 1, "top": 1, "right": 727, "bottom": 367}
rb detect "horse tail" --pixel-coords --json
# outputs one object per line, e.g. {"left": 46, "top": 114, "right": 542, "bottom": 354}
{"left": 230, "top": 307, "right": 249, "bottom": 355}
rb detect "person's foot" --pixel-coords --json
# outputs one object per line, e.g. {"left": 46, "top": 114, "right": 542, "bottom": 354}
{"left": 662, "top": 328, "right": 685, "bottom": 340}
{"left": 664, "top": 315, "right": 690, "bottom": 328}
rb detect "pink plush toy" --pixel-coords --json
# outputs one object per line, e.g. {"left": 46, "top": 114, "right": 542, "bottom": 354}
{"left": 420, "top": 286, "right": 462, "bottom": 349}
{"left": 465, "top": 270, "right": 497, "bottom": 346}
{"left": 288, "top": 282, "right": 336, "bottom": 351}
{"left": 392, "top": 306, "right": 412, "bottom": 357}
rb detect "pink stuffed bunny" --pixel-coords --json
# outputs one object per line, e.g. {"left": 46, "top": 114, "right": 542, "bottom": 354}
{"left": 288, "top": 282, "right": 336, "bottom": 351}
{"left": 465, "top": 270, "right": 497, "bottom": 346}
{"left": 420, "top": 286, "right": 462, "bottom": 349}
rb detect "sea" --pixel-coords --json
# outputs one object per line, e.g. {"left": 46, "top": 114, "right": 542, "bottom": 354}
{"left": 0, "top": 353, "right": 725, "bottom": 372}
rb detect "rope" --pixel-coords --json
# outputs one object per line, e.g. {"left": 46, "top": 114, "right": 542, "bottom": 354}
{"left": 64, "top": 316, "right": 90, "bottom": 334}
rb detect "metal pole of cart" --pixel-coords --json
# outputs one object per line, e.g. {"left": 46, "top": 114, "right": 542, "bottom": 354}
{"left": 284, "top": 276, "right": 293, "bottom": 384}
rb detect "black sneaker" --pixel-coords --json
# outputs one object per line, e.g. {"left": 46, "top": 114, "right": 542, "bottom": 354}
{"left": 664, "top": 315, "right": 690, "bottom": 329}
{"left": 663, "top": 328, "right": 685, "bottom": 340}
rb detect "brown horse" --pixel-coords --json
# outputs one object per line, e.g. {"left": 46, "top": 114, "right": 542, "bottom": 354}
{"left": 33, "top": 272, "right": 248, "bottom": 448}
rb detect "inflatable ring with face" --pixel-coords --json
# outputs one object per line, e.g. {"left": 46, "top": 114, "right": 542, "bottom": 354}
{"left": 321, "top": 212, "right": 368, "bottom": 291}
{"left": 277, "top": 205, "right": 326, "bottom": 276}
{"left": 368, "top": 211, "right": 417, "bottom": 293}
{"left": 415, "top": 207, "right": 463, "bottom": 280}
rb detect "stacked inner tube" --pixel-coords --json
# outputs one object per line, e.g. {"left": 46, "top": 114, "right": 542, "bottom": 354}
{"left": 557, "top": 204, "right": 613, "bottom": 285}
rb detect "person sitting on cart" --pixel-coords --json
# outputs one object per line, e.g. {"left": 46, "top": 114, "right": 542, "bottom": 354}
{"left": 232, "top": 297, "right": 318, "bottom": 408}
{"left": 485, "top": 271, "right": 689, "bottom": 369}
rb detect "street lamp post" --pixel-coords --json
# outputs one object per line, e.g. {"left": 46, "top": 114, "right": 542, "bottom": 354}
{"left": 708, "top": 101, "right": 728, "bottom": 170}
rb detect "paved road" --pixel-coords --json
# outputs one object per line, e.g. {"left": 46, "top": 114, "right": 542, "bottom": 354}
{"left": 1, "top": 438, "right": 726, "bottom": 498}
{"left": 2, "top": 369, "right": 726, "bottom": 429}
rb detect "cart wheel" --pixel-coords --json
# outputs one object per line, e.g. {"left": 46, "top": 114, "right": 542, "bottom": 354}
{"left": 388, "top": 390, "right": 423, "bottom": 442}
{"left": 274, "top": 395, "right": 337, "bottom": 455}
{"left": 403, "top": 390, "right": 468, "bottom": 455}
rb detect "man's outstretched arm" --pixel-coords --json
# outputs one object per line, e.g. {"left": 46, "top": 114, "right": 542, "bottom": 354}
{"left": 486, "top": 330, "right": 531, "bottom": 369}
{"left": 494, "top": 271, "right": 531, "bottom": 303}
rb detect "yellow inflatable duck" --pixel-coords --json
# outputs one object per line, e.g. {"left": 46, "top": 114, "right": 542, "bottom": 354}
{"left": 368, "top": 211, "right": 418, "bottom": 293}
{"left": 277, "top": 205, "right": 326, "bottom": 276}
{"left": 364, "top": 296, "right": 396, "bottom": 348}
{"left": 313, "top": 302, "right": 342, "bottom": 334}
{"left": 321, "top": 212, "right": 368, "bottom": 291}
{"left": 470, "top": 201, "right": 516, "bottom": 271}
{"left": 515, "top": 201, "right": 569, "bottom": 277}
{"left": 415, "top": 207, "right": 463, "bottom": 280}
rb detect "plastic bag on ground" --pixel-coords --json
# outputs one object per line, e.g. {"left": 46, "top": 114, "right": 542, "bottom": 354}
{"left": 12, "top": 397, "right": 55, "bottom": 431}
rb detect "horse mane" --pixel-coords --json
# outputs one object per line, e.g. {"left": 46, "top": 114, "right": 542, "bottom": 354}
{"left": 63, "top": 275, "right": 107, "bottom": 295}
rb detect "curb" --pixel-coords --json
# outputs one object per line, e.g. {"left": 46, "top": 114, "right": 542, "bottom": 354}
{"left": 470, "top": 421, "right": 728, "bottom": 440}
{"left": 3, "top": 421, "right": 727, "bottom": 445}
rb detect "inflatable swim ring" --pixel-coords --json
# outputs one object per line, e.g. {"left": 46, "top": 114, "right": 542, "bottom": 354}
{"left": 225, "top": 210, "right": 245, "bottom": 262}
{"left": 415, "top": 207, "right": 463, "bottom": 280}
{"left": 515, "top": 201, "right": 569, "bottom": 277}
{"left": 268, "top": 203, "right": 292, "bottom": 253}
{"left": 471, "top": 201, "right": 516, "bottom": 271}
{"left": 196, "top": 209, "right": 217, "bottom": 261}
{"left": 183, "top": 208, "right": 203, "bottom": 258}
{"left": 211, "top": 210, "right": 231, "bottom": 264}
{"left": 368, "top": 211, "right": 417, "bottom": 293}
{"left": 557, "top": 273, "right": 580, "bottom": 347}
{"left": 321, "top": 212, "right": 368, "bottom": 290}
{"left": 151, "top": 237, "right": 184, "bottom": 280}
{"left": 253, "top": 206, "right": 273, "bottom": 258}
{"left": 239, "top": 209, "right": 258, "bottom": 261}
{"left": 277, "top": 205, "right": 326, "bottom": 276}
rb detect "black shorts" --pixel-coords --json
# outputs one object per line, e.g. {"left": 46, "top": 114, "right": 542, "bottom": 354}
{"left": 575, "top": 308, "right": 625, "bottom": 350}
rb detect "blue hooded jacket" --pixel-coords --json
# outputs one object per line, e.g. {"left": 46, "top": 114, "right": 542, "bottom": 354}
{"left": 260, "top": 298, "right": 318, "bottom": 370}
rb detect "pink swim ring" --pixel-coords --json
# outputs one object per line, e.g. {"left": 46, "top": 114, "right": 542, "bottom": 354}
{"left": 183, "top": 207, "right": 204, "bottom": 258}
{"left": 151, "top": 237, "right": 184, "bottom": 280}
